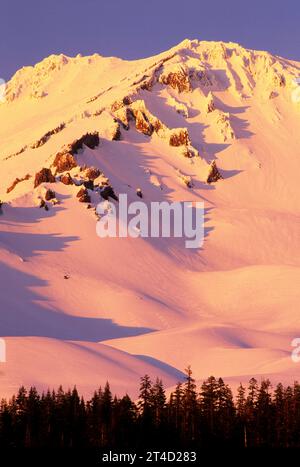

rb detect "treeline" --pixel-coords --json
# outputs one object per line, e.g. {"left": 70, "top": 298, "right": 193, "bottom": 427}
{"left": 0, "top": 367, "right": 300, "bottom": 448}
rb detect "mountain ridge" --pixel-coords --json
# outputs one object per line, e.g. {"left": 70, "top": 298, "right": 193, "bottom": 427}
{"left": 0, "top": 38, "right": 299, "bottom": 398}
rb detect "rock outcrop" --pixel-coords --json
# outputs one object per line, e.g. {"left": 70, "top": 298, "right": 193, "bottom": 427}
{"left": 207, "top": 160, "right": 223, "bottom": 184}
{"left": 84, "top": 166, "right": 101, "bottom": 180}
{"left": 60, "top": 173, "right": 74, "bottom": 185}
{"left": 30, "top": 123, "right": 65, "bottom": 149}
{"left": 206, "top": 91, "right": 216, "bottom": 113}
{"left": 76, "top": 187, "right": 88, "bottom": 198}
{"left": 108, "top": 120, "right": 122, "bottom": 141}
{"left": 68, "top": 132, "right": 100, "bottom": 154}
{"left": 215, "top": 111, "right": 235, "bottom": 142}
{"left": 180, "top": 146, "right": 199, "bottom": 158}
{"left": 130, "top": 100, "right": 166, "bottom": 135}
{"left": 78, "top": 193, "right": 91, "bottom": 203}
{"left": 34, "top": 168, "right": 55, "bottom": 188}
{"left": 114, "top": 107, "right": 134, "bottom": 130}
{"left": 6, "top": 174, "right": 31, "bottom": 193}
{"left": 111, "top": 96, "right": 132, "bottom": 112}
{"left": 134, "top": 110, "right": 154, "bottom": 136}
{"left": 45, "top": 189, "right": 56, "bottom": 201}
{"left": 169, "top": 128, "right": 190, "bottom": 147}
{"left": 159, "top": 64, "right": 191, "bottom": 93}
{"left": 83, "top": 180, "right": 94, "bottom": 190}
{"left": 100, "top": 186, "right": 118, "bottom": 201}
{"left": 176, "top": 169, "right": 193, "bottom": 188}
{"left": 76, "top": 187, "right": 91, "bottom": 203}
{"left": 53, "top": 152, "right": 77, "bottom": 173}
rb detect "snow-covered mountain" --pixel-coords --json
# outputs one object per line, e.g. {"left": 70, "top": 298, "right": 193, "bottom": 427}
{"left": 0, "top": 39, "right": 300, "bottom": 398}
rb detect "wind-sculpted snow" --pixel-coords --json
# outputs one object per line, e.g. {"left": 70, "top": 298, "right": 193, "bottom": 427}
{"left": 0, "top": 39, "right": 299, "bottom": 397}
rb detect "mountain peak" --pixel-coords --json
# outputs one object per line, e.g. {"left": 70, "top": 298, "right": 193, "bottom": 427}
{"left": 0, "top": 34, "right": 300, "bottom": 397}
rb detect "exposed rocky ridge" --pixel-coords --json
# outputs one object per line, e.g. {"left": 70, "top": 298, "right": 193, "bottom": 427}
{"left": 53, "top": 152, "right": 77, "bottom": 174}
{"left": 114, "top": 99, "right": 201, "bottom": 159}
{"left": 3, "top": 39, "right": 298, "bottom": 171}
{"left": 6, "top": 174, "right": 31, "bottom": 194}
{"left": 28, "top": 134, "right": 116, "bottom": 213}
{"left": 3, "top": 40, "right": 299, "bottom": 110}
{"left": 3, "top": 40, "right": 299, "bottom": 203}
{"left": 34, "top": 168, "right": 55, "bottom": 188}
{"left": 159, "top": 63, "right": 192, "bottom": 93}
{"left": 214, "top": 111, "right": 235, "bottom": 142}
{"left": 206, "top": 160, "right": 223, "bottom": 184}
{"left": 30, "top": 123, "right": 66, "bottom": 149}
{"left": 67, "top": 132, "right": 100, "bottom": 154}
{"left": 60, "top": 173, "right": 74, "bottom": 185}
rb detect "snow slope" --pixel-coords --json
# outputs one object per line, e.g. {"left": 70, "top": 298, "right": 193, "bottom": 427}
{"left": 0, "top": 39, "right": 300, "bottom": 397}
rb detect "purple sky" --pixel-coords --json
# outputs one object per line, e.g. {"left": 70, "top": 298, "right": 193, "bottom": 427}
{"left": 1, "top": 0, "right": 300, "bottom": 80}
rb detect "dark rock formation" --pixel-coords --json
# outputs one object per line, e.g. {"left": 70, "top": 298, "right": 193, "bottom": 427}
{"left": 273, "top": 73, "right": 286, "bottom": 87}
{"left": 160, "top": 67, "right": 191, "bottom": 93}
{"left": 111, "top": 121, "right": 122, "bottom": 141}
{"left": 76, "top": 187, "right": 88, "bottom": 198}
{"left": 207, "top": 160, "right": 223, "bottom": 184}
{"left": 100, "top": 186, "right": 118, "bottom": 201}
{"left": 207, "top": 101, "right": 215, "bottom": 113}
{"left": 85, "top": 166, "right": 101, "bottom": 180}
{"left": 206, "top": 92, "right": 216, "bottom": 113}
{"left": 111, "top": 96, "right": 132, "bottom": 112}
{"left": 135, "top": 111, "right": 153, "bottom": 136}
{"left": 114, "top": 107, "right": 134, "bottom": 131}
{"left": 6, "top": 174, "right": 31, "bottom": 194}
{"left": 30, "top": 123, "right": 65, "bottom": 149}
{"left": 45, "top": 189, "right": 56, "bottom": 201}
{"left": 60, "top": 173, "right": 74, "bottom": 185}
{"left": 169, "top": 129, "right": 190, "bottom": 147}
{"left": 181, "top": 147, "right": 195, "bottom": 158}
{"left": 34, "top": 168, "right": 55, "bottom": 188}
{"left": 53, "top": 152, "right": 77, "bottom": 173}
{"left": 78, "top": 193, "right": 91, "bottom": 203}
{"left": 83, "top": 180, "right": 94, "bottom": 190}
{"left": 4, "top": 145, "right": 27, "bottom": 161}
{"left": 68, "top": 132, "right": 100, "bottom": 154}
{"left": 136, "top": 74, "right": 156, "bottom": 91}
{"left": 76, "top": 187, "right": 91, "bottom": 203}
{"left": 39, "top": 199, "right": 49, "bottom": 210}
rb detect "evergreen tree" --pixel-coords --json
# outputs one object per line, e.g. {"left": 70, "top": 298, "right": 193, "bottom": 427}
{"left": 138, "top": 375, "right": 154, "bottom": 446}
{"left": 245, "top": 378, "right": 259, "bottom": 446}
{"left": 151, "top": 378, "right": 166, "bottom": 426}
{"left": 273, "top": 383, "right": 285, "bottom": 447}
{"left": 0, "top": 374, "right": 300, "bottom": 448}
{"left": 256, "top": 379, "right": 273, "bottom": 446}
{"left": 200, "top": 376, "right": 219, "bottom": 441}
{"left": 236, "top": 383, "right": 247, "bottom": 447}
{"left": 215, "top": 378, "right": 236, "bottom": 444}
{"left": 182, "top": 366, "right": 198, "bottom": 444}
{"left": 100, "top": 382, "right": 113, "bottom": 447}
{"left": 138, "top": 375, "right": 153, "bottom": 415}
